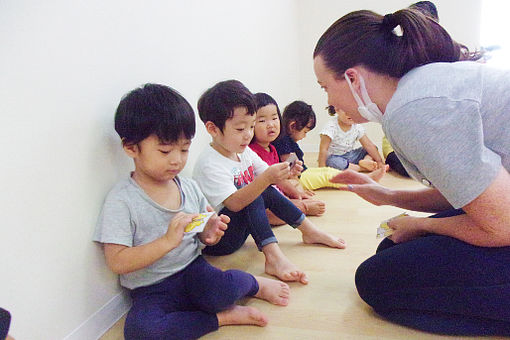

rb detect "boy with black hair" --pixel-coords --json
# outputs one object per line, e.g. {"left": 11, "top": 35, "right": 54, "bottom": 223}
{"left": 94, "top": 83, "right": 290, "bottom": 340}
{"left": 193, "top": 80, "right": 346, "bottom": 285}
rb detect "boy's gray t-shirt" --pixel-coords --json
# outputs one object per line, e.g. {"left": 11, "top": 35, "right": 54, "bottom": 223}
{"left": 93, "top": 175, "right": 209, "bottom": 289}
{"left": 384, "top": 61, "right": 510, "bottom": 208}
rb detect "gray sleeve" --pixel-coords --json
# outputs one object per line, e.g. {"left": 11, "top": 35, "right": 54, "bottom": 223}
{"left": 386, "top": 98, "right": 501, "bottom": 208}
{"left": 93, "top": 194, "right": 134, "bottom": 247}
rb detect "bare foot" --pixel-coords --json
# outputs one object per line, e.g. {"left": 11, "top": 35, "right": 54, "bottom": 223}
{"left": 263, "top": 243, "right": 308, "bottom": 284}
{"left": 303, "top": 199, "right": 326, "bottom": 216}
{"left": 254, "top": 276, "right": 290, "bottom": 306}
{"left": 359, "top": 159, "right": 378, "bottom": 171}
{"left": 217, "top": 305, "right": 268, "bottom": 327}
{"left": 299, "top": 221, "right": 346, "bottom": 249}
{"left": 368, "top": 165, "right": 388, "bottom": 182}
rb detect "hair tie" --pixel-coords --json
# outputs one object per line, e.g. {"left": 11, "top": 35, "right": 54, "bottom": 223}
{"left": 382, "top": 13, "right": 398, "bottom": 30}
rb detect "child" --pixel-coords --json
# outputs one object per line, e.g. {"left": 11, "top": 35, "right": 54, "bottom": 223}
{"left": 273, "top": 101, "right": 386, "bottom": 191}
{"left": 93, "top": 84, "right": 291, "bottom": 340}
{"left": 382, "top": 135, "right": 410, "bottom": 177}
{"left": 249, "top": 93, "right": 326, "bottom": 225}
{"left": 319, "top": 106, "right": 384, "bottom": 172}
{"left": 192, "top": 80, "right": 346, "bottom": 285}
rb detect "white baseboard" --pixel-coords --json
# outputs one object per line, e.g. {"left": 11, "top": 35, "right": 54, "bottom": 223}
{"left": 63, "top": 291, "right": 131, "bottom": 340}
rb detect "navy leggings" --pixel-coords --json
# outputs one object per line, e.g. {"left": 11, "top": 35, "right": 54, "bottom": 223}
{"left": 203, "top": 186, "right": 305, "bottom": 255}
{"left": 124, "top": 256, "right": 259, "bottom": 340}
{"left": 355, "top": 208, "right": 510, "bottom": 336}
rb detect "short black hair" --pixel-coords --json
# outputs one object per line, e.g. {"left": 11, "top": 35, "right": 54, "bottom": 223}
{"left": 281, "top": 100, "right": 316, "bottom": 135}
{"left": 252, "top": 92, "right": 282, "bottom": 144}
{"left": 197, "top": 80, "right": 256, "bottom": 132}
{"left": 114, "top": 83, "right": 195, "bottom": 145}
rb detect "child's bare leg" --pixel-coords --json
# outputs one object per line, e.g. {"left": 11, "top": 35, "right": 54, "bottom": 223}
{"left": 262, "top": 243, "right": 308, "bottom": 284}
{"left": 266, "top": 209, "right": 286, "bottom": 226}
{"left": 253, "top": 276, "right": 290, "bottom": 306}
{"left": 298, "top": 218, "right": 346, "bottom": 249}
{"left": 217, "top": 305, "right": 268, "bottom": 327}
{"left": 300, "top": 199, "right": 326, "bottom": 216}
{"left": 358, "top": 155, "right": 378, "bottom": 172}
{"left": 347, "top": 163, "right": 363, "bottom": 172}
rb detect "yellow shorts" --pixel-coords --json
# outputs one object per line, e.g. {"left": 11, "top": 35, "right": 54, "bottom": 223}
{"left": 298, "top": 167, "right": 346, "bottom": 191}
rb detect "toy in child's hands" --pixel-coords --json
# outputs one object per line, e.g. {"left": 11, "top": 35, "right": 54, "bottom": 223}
{"left": 376, "top": 212, "right": 409, "bottom": 239}
{"left": 286, "top": 152, "right": 298, "bottom": 169}
{"left": 185, "top": 211, "right": 216, "bottom": 233}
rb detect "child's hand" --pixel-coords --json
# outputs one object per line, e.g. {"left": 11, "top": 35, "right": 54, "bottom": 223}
{"left": 264, "top": 163, "right": 291, "bottom": 184}
{"left": 199, "top": 206, "right": 229, "bottom": 246}
{"left": 164, "top": 212, "right": 198, "bottom": 249}
{"left": 290, "top": 160, "right": 304, "bottom": 177}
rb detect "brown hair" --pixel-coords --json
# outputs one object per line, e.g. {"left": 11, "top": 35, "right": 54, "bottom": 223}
{"left": 313, "top": 9, "right": 481, "bottom": 79}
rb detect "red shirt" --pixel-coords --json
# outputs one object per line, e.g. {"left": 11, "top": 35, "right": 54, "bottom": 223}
{"left": 249, "top": 142, "right": 279, "bottom": 166}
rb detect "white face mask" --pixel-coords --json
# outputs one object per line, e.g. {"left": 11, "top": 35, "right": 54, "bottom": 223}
{"left": 344, "top": 73, "right": 383, "bottom": 124}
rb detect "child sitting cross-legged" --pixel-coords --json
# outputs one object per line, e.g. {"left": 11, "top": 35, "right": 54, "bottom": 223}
{"left": 193, "top": 80, "right": 346, "bottom": 285}
{"left": 93, "top": 84, "right": 291, "bottom": 340}
{"left": 319, "top": 106, "right": 384, "bottom": 172}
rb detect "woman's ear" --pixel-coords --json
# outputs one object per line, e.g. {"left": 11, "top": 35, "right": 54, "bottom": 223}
{"left": 344, "top": 68, "right": 360, "bottom": 88}
{"left": 343, "top": 67, "right": 361, "bottom": 92}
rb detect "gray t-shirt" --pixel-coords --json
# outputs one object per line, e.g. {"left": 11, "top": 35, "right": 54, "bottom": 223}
{"left": 93, "top": 175, "right": 209, "bottom": 289}
{"left": 384, "top": 61, "right": 510, "bottom": 208}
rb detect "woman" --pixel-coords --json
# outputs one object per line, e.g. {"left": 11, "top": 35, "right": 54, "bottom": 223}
{"left": 313, "top": 8, "right": 510, "bottom": 336}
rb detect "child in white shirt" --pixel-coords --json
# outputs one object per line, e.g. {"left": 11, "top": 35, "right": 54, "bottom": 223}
{"left": 319, "top": 106, "right": 383, "bottom": 171}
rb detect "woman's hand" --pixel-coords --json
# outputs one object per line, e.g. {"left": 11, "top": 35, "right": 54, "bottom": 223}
{"left": 387, "top": 215, "right": 427, "bottom": 243}
{"left": 330, "top": 169, "right": 393, "bottom": 206}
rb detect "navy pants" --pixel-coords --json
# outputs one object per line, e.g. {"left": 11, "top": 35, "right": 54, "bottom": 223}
{"left": 204, "top": 186, "right": 305, "bottom": 255}
{"left": 124, "top": 256, "right": 259, "bottom": 340}
{"left": 356, "top": 208, "right": 510, "bottom": 336}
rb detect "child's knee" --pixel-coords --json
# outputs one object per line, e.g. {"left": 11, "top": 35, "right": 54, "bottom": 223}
{"left": 197, "top": 270, "right": 253, "bottom": 312}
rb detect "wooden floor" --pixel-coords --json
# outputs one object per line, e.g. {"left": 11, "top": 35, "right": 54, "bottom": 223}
{"left": 100, "top": 154, "right": 506, "bottom": 340}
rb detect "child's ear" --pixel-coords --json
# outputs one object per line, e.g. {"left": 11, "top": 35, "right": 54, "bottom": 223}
{"left": 205, "top": 121, "right": 220, "bottom": 137}
{"left": 288, "top": 121, "right": 297, "bottom": 132}
{"left": 122, "top": 141, "right": 138, "bottom": 158}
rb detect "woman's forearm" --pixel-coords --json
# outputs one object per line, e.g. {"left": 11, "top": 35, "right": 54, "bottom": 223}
{"left": 388, "top": 187, "right": 453, "bottom": 213}
{"left": 421, "top": 214, "right": 510, "bottom": 247}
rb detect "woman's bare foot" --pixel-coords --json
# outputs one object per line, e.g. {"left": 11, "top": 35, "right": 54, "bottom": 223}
{"left": 254, "top": 276, "right": 290, "bottom": 306}
{"left": 217, "top": 305, "right": 268, "bottom": 327}
{"left": 303, "top": 199, "right": 326, "bottom": 216}
{"left": 359, "top": 159, "right": 378, "bottom": 171}
{"left": 298, "top": 220, "right": 346, "bottom": 249}
{"left": 263, "top": 243, "right": 308, "bottom": 284}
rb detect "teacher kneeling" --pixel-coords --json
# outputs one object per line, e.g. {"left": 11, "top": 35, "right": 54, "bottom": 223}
{"left": 313, "top": 8, "right": 510, "bottom": 336}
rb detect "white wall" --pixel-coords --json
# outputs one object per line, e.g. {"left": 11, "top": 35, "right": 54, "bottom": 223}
{"left": 295, "top": 0, "right": 482, "bottom": 152}
{"left": 0, "top": 1, "right": 482, "bottom": 339}
{"left": 0, "top": 1, "right": 300, "bottom": 339}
